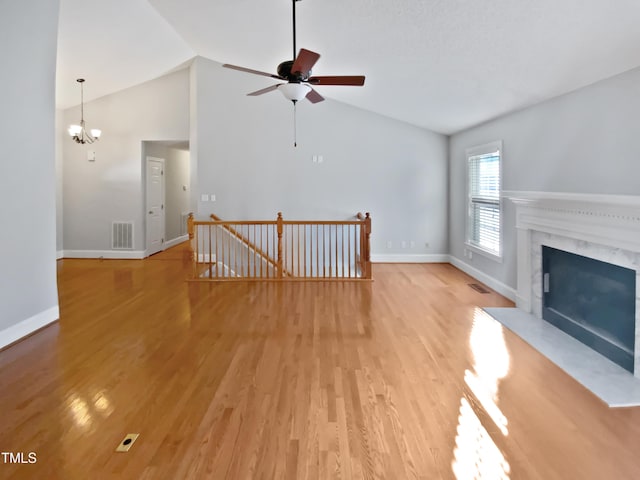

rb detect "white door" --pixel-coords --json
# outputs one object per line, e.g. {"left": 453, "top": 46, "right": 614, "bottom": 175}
{"left": 146, "top": 156, "right": 165, "bottom": 256}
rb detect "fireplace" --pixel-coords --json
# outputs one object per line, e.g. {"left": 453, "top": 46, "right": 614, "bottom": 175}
{"left": 504, "top": 191, "right": 640, "bottom": 378}
{"left": 542, "top": 245, "right": 636, "bottom": 372}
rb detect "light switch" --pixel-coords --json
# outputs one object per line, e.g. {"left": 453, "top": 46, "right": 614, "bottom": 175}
{"left": 210, "top": 194, "right": 216, "bottom": 202}
{"left": 87, "top": 151, "right": 96, "bottom": 162}
{"left": 201, "top": 194, "right": 209, "bottom": 202}
{"left": 318, "top": 155, "right": 324, "bottom": 163}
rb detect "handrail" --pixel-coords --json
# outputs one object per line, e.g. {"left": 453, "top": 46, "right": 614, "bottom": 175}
{"left": 187, "top": 212, "right": 372, "bottom": 281}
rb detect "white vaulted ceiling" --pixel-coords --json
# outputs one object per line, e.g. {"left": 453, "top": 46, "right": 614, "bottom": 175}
{"left": 57, "top": 0, "right": 640, "bottom": 134}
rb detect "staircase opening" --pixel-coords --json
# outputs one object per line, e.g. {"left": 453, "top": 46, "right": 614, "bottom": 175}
{"left": 187, "top": 212, "right": 372, "bottom": 281}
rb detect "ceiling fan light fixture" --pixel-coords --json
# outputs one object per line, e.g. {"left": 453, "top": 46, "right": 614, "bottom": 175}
{"left": 278, "top": 83, "right": 311, "bottom": 102}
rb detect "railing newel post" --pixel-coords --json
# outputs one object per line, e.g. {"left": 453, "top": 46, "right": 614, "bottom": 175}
{"left": 277, "top": 212, "right": 284, "bottom": 278}
{"left": 365, "top": 212, "right": 372, "bottom": 279}
{"left": 187, "top": 213, "right": 196, "bottom": 278}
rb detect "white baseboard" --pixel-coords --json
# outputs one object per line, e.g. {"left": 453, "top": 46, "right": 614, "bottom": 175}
{"left": 61, "top": 239, "right": 187, "bottom": 260}
{"left": 62, "top": 250, "right": 146, "bottom": 260}
{"left": 0, "top": 306, "right": 59, "bottom": 350}
{"left": 56, "top": 250, "right": 63, "bottom": 260}
{"left": 164, "top": 235, "right": 189, "bottom": 249}
{"left": 448, "top": 255, "right": 516, "bottom": 301}
{"left": 371, "top": 254, "right": 450, "bottom": 263}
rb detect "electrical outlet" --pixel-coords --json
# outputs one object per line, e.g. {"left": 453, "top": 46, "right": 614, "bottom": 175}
{"left": 386, "top": 241, "right": 392, "bottom": 249}
{"left": 401, "top": 241, "right": 407, "bottom": 249}
{"left": 210, "top": 194, "right": 216, "bottom": 202}
{"left": 410, "top": 241, "right": 415, "bottom": 248}
{"left": 200, "top": 194, "right": 209, "bottom": 202}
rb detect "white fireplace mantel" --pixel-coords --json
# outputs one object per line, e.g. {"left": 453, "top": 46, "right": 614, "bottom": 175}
{"left": 503, "top": 190, "right": 640, "bottom": 309}
{"left": 503, "top": 190, "right": 640, "bottom": 376}
{"left": 503, "top": 191, "right": 640, "bottom": 252}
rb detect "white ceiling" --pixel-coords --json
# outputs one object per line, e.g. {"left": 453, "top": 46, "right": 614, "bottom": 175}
{"left": 57, "top": 0, "right": 640, "bottom": 134}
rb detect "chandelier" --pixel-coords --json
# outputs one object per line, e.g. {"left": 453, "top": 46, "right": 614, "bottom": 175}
{"left": 68, "top": 79, "right": 101, "bottom": 144}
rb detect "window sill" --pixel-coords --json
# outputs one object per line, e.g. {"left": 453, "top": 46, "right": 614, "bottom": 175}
{"left": 464, "top": 243, "right": 503, "bottom": 263}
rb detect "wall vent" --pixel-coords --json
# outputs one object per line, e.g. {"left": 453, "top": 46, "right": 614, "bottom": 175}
{"left": 180, "top": 213, "right": 190, "bottom": 236}
{"left": 112, "top": 222, "right": 134, "bottom": 250}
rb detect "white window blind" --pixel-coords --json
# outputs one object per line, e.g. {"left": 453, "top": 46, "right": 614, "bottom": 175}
{"left": 467, "top": 146, "right": 501, "bottom": 257}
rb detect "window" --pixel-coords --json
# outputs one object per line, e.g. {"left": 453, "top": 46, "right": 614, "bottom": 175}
{"left": 466, "top": 141, "right": 502, "bottom": 259}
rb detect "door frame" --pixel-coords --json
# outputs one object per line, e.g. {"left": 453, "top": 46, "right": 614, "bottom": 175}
{"left": 145, "top": 156, "right": 166, "bottom": 257}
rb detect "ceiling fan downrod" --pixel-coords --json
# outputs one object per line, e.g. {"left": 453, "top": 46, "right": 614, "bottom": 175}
{"left": 292, "top": 0, "right": 300, "bottom": 60}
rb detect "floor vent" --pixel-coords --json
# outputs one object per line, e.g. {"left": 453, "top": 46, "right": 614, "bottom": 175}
{"left": 112, "top": 222, "right": 134, "bottom": 250}
{"left": 115, "top": 433, "right": 139, "bottom": 452}
{"left": 468, "top": 283, "right": 490, "bottom": 294}
{"left": 180, "top": 212, "right": 190, "bottom": 236}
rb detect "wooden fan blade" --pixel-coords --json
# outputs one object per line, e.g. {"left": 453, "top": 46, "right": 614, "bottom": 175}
{"left": 223, "top": 64, "right": 282, "bottom": 80}
{"left": 247, "top": 84, "right": 281, "bottom": 96}
{"left": 305, "top": 88, "right": 324, "bottom": 104}
{"left": 291, "top": 49, "right": 320, "bottom": 76}
{"left": 308, "top": 75, "right": 365, "bottom": 86}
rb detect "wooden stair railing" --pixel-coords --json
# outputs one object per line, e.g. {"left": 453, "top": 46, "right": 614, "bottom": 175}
{"left": 187, "top": 212, "right": 372, "bottom": 281}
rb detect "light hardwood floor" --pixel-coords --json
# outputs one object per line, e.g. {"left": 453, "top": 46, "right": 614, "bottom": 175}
{"left": 2, "top": 243, "right": 640, "bottom": 479}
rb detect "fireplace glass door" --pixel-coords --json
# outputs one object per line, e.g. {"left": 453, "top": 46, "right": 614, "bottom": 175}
{"left": 542, "top": 245, "right": 636, "bottom": 372}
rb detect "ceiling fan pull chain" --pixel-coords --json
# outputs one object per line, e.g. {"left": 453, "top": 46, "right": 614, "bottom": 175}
{"left": 293, "top": 101, "right": 297, "bottom": 147}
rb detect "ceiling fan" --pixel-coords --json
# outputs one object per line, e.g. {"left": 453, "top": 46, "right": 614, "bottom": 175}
{"left": 222, "top": 0, "right": 365, "bottom": 105}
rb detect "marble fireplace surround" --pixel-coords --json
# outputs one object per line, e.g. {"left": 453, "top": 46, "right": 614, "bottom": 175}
{"left": 504, "top": 191, "right": 640, "bottom": 377}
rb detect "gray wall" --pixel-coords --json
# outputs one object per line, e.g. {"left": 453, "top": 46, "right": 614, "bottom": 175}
{"left": 449, "top": 66, "right": 640, "bottom": 290}
{"left": 0, "top": 0, "right": 60, "bottom": 331}
{"left": 191, "top": 57, "right": 449, "bottom": 256}
{"left": 62, "top": 69, "right": 189, "bottom": 253}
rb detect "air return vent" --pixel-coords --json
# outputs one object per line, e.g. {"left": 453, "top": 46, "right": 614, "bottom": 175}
{"left": 112, "top": 222, "right": 134, "bottom": 250}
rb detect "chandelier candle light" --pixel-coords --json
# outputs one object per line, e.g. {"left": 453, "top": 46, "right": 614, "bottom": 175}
{"left": 68, "top": 78, "right": 101, "bottom": 144}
